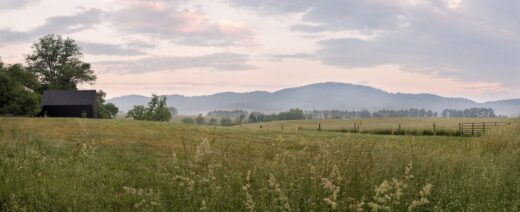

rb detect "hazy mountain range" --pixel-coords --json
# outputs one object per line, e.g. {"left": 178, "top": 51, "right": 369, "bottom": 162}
{"left": 107, "top": 82, "right": 520, "bottom": 117}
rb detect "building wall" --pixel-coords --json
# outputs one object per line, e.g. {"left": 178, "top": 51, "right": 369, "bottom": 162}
{"left": 40, "top": 105, "right": 97, "bottom": 118}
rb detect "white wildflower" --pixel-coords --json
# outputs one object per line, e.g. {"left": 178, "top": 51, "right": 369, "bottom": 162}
{"left": 268, "top": 173, "right": 291, "bottom": 211}
{"left": 195, "top": 137, "right": 212, "bottom": 162}
{"left": 174, "top": 175, "right": 195, "bottom": 191}
{"left": 322, "top": 165, "right": 342, "bottom": 210}
{"left": 243, "top": 170, "right": 255, "bottom": 212}
{"left": 404, "top": 162, "right": 415, "bottom": 180}
{"left": 123, "top": 186, "right": 137, "bottom": 195}
{"left": 408, "top": 183, "right": 433, "bottom": 211}
{"left": 200, "top": 199, "right": 209, "bottom": 211}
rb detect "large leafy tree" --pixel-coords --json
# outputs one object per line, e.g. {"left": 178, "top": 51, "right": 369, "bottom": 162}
{"left": 127, "top": 94, "right": 172, "bottom": 122}
{"left": 0, "top": 62, "right": 41, "bottom": 116}
{"left": 96, "top": 90, "right": 119, "bottom": 119}
{"left": 26, "top": 34, "right": 96, "bottom": 91}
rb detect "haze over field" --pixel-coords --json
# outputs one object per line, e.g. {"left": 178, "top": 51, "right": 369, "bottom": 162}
{"left": 1, "top": 0, "right": 519, "bottom": 102}
{"left": 108, "top": 82, "right": 520, "bottom": 116}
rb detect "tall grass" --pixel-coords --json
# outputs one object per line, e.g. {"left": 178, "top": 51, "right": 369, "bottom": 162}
{"left": 0, "top": 118, "right": 519, "bottom": 211}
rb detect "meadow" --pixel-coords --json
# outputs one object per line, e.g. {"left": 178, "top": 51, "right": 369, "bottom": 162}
{"left": 0, "top": 117, "right": 519, "bottom": 211}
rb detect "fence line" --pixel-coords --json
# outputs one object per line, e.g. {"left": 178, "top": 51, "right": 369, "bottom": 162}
{"left": 458, "top": 122, "right": 511, "bottom": 136}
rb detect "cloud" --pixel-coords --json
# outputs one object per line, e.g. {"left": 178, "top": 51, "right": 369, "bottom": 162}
{"left": 94, "top": 53, "right": 256, "bottom": 73}
{"left": 229, "top": 0, "right": 404, "bottom": 32}
{"left": 267, "top": 53, "right": 315, "bottom": 62}
{"left": 78, "top": 41, "right": 148, "bottom": 56}
{"left": 0, "top": 0, "right": 38, "bottom": 10}
{"left": 110, "top": 3, "right": 254, "bottom": 46}
{"left": 124, "top": 40, "right": 156, "bottom": 49}
{"left": 0, "top": 8, "right": 103, "bottom": 43}
{"left": 229, "top": 0, "right": 520, "bottom": 87}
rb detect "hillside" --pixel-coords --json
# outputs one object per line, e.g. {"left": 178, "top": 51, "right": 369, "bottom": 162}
{"left": 483, "top": 99, "right": 520, "bottom": 117}
{"left": 108, "top": 82, "right": 520, "bottom": 116}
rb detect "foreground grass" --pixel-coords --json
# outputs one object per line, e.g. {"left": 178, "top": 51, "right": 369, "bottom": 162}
{"left": 0, "top": 118, "right": 519, "bottom": 211}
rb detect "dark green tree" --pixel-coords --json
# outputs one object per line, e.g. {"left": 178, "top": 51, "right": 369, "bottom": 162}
{"left": 126, "top": 94, "right": 171, "bottom": 122}
{"left": 219, "top": 117, "right": 234, "bottom": 126}
{"left": 208, "top": 118, "right": 218, "bottom": 125}
{"left": 0, "top": 63, "right": 40, "bottom": 116}
{"left": 26, "top": 34, "right": 96, "bottom": 91}
{"left": 195, "top": 114, "right": 205, "bottom": 125}
{"left": 235, "top": 113, "right": 246, "bottom": 125}
{"left": 181, "top": 117, "right": 195, "bottom": 124}
{"left": 126, "top": 105, "right": 146, "bottom": 120}
{"left": 169, "top": 107, "right": 178, "bottom": 116}
{"left": 277, "top": 108, "right": 305, "bottom": 120}
{"left": 96, "top": 90, "right": 119, "bottom": 119}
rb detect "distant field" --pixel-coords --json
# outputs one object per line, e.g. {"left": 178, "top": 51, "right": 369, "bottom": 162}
{"left": 241, "top": 117, "right": 513, "bottom": 132}
{"left": 0, "top": 117, "right": 519, "bottom": 211}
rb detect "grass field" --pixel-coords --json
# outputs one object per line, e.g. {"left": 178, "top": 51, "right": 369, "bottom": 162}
{"left": 241, "top": 117, "right": 511, "bottom": 130}
{"left": 0, "top": 117, "right": 519, "bottom": 211}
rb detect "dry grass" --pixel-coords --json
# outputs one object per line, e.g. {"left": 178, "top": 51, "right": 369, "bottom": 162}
{"left": 0, "top": 117, "right": 519, "bottom": 211}
{"left": 240, "top": 117, "right": 512, "bottom": 131}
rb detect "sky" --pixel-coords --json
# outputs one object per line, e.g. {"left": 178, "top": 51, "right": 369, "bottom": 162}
{"left": 0, "top": 0, "right": 519, "bottom": 102}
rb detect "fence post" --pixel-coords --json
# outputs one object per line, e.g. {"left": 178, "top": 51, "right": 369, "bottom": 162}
{"left": 471, "top": 123, "right": 474, "bottom": 136}
{"left": 459, "top": 123, "right": 462, "bottom": 135}
{"left": 318, "top": 123, "right": 321, "bottom": 131}
{"left": 433, "top": 123, "right": 436, "bottom": 135}
{"left": 482, "top": 123, "right": 485, "bottom": 134}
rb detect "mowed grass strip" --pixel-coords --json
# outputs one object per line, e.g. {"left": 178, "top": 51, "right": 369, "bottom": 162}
{"left": 0, "top": 117, "right": 519, "bottom": 211}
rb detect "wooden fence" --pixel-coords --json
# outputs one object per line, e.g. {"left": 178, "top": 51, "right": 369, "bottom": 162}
{"left": 459, "top": 122, "right": 511, "bottom": 136}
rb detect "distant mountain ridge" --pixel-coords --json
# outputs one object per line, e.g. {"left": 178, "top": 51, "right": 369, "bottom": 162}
{"left": 107, "top": 82, "right": 520, "bottom": 117}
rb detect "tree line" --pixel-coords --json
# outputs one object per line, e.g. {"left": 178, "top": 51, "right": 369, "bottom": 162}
{"left": 180, "top": 108, "right": 306, "bottom": 126}
{"left": 0, "top": 34, "right": 118, "bottom": 118}
{"left": 306, "top": 108, "right": 438, "bottom": 119}
{"left": 306, "top": 108, "right": 497, "bottom": 119}
{"left": 182, "top": 107, "right": 499, "bottom": 126}
{"left": 441, "top": 108, "right": 496, "bottom": 118}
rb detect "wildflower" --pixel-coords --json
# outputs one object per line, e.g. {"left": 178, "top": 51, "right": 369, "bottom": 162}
{"left": 349, "top": 200, "right": 366, "bottom": 212}
{"left": 369, "top": 177, "right": 407, "bottom": 211}
{"left": 174, "top": 175, "right": 195, "bottom": 191}
{"left": 134, "top": 199, "right": 145, "bottom": 209}
{"left": 330, "top": 165, "right": 343, "bottom": 182}
{"left": 323, "top": 197, "right": 337, "bottom": 209}
{"left": 309, "top": 165, "right": 317, "bottom": 180}
{"left": 408, "top": 184, "right": 433, "bottom": 211}
{"left": 81, "top": 143, "right": 88, "bottom": 156}
{"left": 200, "top": 199, "right": 209, "bottom": 211}
{"left": 322, "top": 165, "right": 342, "bottom": 210}
{"left": 268, "top": 173, "right": 291, "bottom": 211}
{"left": 243, "top": 170, "right": 255, "bottom": 212}
{"left": 195, "top": 137, "right": 212, "bottom": 162}
{"left": 404, "top": 162, "right": 415, "bottom": 180}
{"left": 172, "top": 152, "right": 180, "bottom": 170}
{"left": 123, "top": 186, "right": 137, "bottom": 195}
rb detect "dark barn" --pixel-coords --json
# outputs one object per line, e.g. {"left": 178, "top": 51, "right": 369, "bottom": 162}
{"left": 40, "top": 90, "right": 98, "bottom": 118}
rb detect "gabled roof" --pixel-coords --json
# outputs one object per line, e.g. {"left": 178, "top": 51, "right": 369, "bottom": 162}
{"left": 42, "top": 90, "right": 97, "bottom": 106}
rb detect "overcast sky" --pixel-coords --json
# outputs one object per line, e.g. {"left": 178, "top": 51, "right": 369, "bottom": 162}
{"left": 0, "top": 0, "right": 518, "bottom": 101}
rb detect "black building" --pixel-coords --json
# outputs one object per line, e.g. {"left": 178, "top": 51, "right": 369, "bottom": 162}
{"left": 40, "top": 90, "right": 98, "bottom": 118}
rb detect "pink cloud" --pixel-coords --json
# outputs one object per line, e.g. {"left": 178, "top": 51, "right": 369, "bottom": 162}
{"left": 217, "top": 21, "right": 254, "bottom": 41}
{"left": 111, "top": 3, "right": 255, "bottom": 46}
